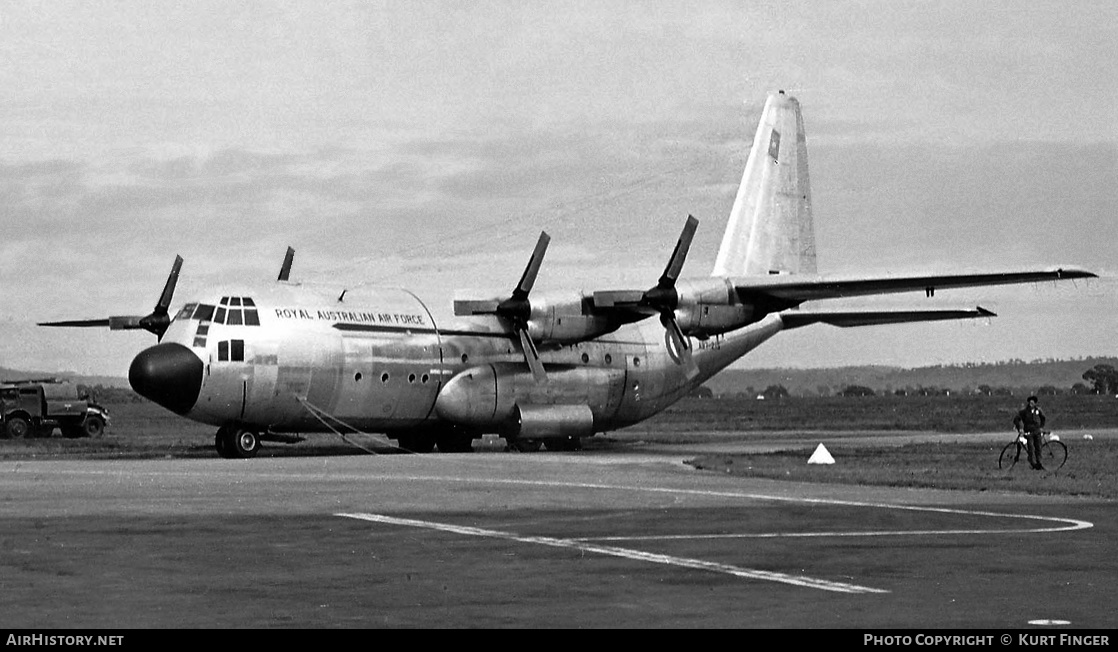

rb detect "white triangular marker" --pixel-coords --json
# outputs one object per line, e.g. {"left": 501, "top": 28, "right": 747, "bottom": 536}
{"left": 807, "top": 443, "right": 834, "bottom": 465}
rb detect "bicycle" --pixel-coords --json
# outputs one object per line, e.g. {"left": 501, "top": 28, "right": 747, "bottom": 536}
{"left": 998, "top": 430, "right": 1067, "bottom": 471}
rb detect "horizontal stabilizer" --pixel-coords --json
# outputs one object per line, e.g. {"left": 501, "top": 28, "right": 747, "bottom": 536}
{"left": 781, "top": 306, "right": 996, "bottom": 330}
{"left": 733, "top": 267, "right": 1096, "bottom": 303}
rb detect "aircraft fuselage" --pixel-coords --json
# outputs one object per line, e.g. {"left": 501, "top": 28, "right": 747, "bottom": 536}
{"left": 128, "top": 283, "right": 782, "bottom": 444}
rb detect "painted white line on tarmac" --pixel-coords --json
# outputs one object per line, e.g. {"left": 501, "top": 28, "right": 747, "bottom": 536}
{"left": 337, "top": 512, "right": 889, "bottom": 594}
{"left": 7, "top": 465, "right": 1092, "bottom": 535}
{"left": 340, "top": 476, "right": 1093, "bottom": 536}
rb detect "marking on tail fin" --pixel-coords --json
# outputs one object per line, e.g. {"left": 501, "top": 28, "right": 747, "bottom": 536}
{"left": 767, "top": 129, "right": 781, "bottom": 161}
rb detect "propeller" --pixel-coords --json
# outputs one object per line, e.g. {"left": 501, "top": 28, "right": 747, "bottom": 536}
{"left": 454, "top": 233, "right": 551, "bottom": 382}
{"left": 594, "top": 216, "right": 700, "bottom": 379}
{"left": 277, "top": 246, "right": 295, "bottom": 282}
{"left": 39, "top": 255, "right": 184, "bottom": 341}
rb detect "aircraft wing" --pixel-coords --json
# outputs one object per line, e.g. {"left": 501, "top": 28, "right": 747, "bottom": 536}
{"left": 781, "top": 306, "right": 995, "bottom": 329}
{"left": 731, "top": 267, "right": 1096, "bottom": 302}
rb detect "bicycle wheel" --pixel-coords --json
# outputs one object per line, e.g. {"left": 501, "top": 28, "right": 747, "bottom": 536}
{"left": 999, "top": 441, "right": 1022, "bottom": 470}
{"left": 1042, "top": 440, "right": 1067, "bottom": 471}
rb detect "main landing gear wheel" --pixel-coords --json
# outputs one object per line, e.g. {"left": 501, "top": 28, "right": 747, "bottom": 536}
{"left": 397, "top": 432, "right": 436, "bottom": 453}
{"left": 507, "top": 439, "right": 542, "bottom": 452}
{"left": 215, "top": 426, "right": 260, "bottom": 459}
{"left": 544, "top": 437, "right": 582, "bottom": 452}
{"left": 435, "top": 431, "right": 474, "bottom": 453}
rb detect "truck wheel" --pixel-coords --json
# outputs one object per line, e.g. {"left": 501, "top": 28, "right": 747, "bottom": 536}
{"left": 5, "top": 417, "right": 30, "bottom": 439}
{"left": 82, "top": 416, "right": 106, "bottom": 438}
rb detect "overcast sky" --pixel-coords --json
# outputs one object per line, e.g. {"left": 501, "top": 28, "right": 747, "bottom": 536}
{"left": 1, "top": 1, "right": 1115, "bottom": 377}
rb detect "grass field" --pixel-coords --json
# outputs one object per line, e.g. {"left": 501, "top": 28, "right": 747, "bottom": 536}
{"left": 686, "top": 440, "right": 1118, "bottom": 500}
{"left": 2, "top": 395, "right": 1115, "bottom": 499}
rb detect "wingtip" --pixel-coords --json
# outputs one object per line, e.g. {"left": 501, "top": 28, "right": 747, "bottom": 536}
{"left": 1053, "top": 266, "right": 1098, "bottom": 279}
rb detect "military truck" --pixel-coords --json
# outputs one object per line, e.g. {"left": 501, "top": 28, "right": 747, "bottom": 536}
{"left": 0, "top": 379, "right": 109, "bottom": 439}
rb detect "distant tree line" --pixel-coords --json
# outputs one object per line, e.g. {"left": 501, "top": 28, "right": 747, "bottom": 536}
{"left": 76, "top": 384, "right": 145, "bottom": 404}
{"left": 712, "top": 364, "right": 1118, "bottom": 399}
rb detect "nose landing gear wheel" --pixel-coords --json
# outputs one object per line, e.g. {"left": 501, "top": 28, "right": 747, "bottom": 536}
{"left": 215, "top": 426, "right": 261, "bottom": 458}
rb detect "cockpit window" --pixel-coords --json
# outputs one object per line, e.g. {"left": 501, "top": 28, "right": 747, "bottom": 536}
{"left": 176, "top": 303, "right": 198, "bottom": 320}
{"left": 195, "top": 304, "right": 215, "bottom": 322}
{"left": 213, "top": 297, "right": 259, "bottom": 326}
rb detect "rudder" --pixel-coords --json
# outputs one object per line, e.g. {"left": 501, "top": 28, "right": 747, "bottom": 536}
{"left": 712, "top": 91, "right": 816, "bottom": 277}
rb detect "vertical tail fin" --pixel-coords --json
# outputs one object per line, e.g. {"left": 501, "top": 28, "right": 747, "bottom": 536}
{"left": 712, "top": 91, "right": 816, "bottom": 277}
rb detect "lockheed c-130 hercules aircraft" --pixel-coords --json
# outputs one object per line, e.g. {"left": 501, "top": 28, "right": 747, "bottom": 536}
{"left": 42, "top": 92, "right": 1095, "bottom": 458}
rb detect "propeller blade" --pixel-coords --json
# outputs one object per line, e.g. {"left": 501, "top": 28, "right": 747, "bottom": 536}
{"left": 453, "top": 300, "right": 502, "bottom": 316}
{"left": 661, "top": 313, "right": 699, "bottom": 379}
{"left": 154, "top": 255, "right": 183, "bottom": 316}
{"left": 517, "top": 327, "right": 548, "bottom": 383}
{"left": 277, "top": 246, "right": 295, "bottom": 282}
{"left": 657, "top": 215, "right": 698, "bottom": 288}
{"left": 512, "top": 232, "right": 550, "bottom": 300}
{"left": 142, "top": 255, "right": 184, "bottom": 340}
{"left": 38, "top": 318, "right": 112, "bottom": 328}
{"left": 110, "top": 316, "right": 146, "bottom": 330}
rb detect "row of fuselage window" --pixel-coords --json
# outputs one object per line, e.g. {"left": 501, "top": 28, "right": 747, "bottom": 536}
{"left": 211, "top": 347, "right": 431, "bottom": 386}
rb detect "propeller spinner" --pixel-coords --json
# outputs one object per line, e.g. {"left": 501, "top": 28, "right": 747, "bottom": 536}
{"left": 454, "top": 232, "right": 551, "bottom": 382}
{"left": 39, "top": 255, "right": 184, "bottom": 341}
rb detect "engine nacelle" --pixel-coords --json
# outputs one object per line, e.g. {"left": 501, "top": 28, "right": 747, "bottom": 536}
{"left": 525, "top": 291, "right": 624, "bottom": 344}
{"left": 508, "top": 403, "right": 595, "bottom": 439}
{"left": 672, "top": 278, "right": 756, "bottom": 337}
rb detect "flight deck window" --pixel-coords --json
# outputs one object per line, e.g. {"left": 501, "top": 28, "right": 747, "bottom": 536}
{"left": 176, "top": 304, "right": 197, "bottom": 320}
{"left": 195, "top": 304, "right": 215, "bottom": 322}
{"left": 213, "top": 298, "right": 259, "bottom": 326}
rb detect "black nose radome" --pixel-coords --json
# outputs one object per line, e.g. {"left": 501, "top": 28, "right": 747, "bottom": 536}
{"left": 129, "top": 343, "right": 203, "bottom": 415}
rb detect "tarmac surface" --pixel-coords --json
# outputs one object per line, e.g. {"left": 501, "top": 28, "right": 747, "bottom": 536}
{"left": 1, "top": 433, "right": 1115, "bottom": 629}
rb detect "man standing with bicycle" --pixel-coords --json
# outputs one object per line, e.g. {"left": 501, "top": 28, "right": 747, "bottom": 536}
{"left": 1013, "top": 395, "right": 1047, "bottom": 470}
